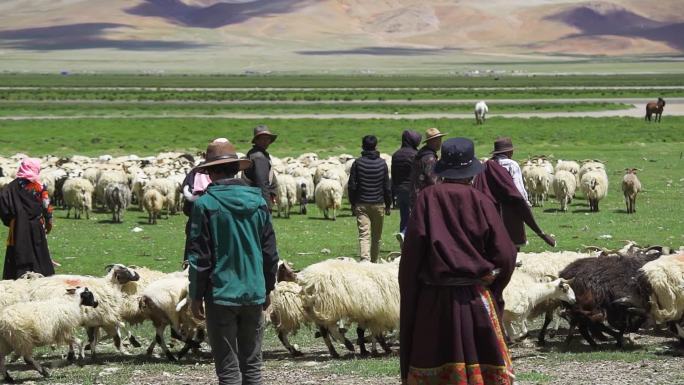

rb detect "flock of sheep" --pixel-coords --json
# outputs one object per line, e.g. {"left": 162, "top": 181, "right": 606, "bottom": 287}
{"left": 1, "top": 244, "right": 684, "bottom": 381}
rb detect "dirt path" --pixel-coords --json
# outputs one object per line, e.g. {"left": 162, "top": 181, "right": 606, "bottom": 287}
{"left": 2, "top": 86, "right": 684, "bottom": 92}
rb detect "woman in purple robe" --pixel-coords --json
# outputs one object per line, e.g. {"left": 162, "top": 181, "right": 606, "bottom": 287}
{"left": 400, "top": 138, "right": 517, "bottom": 385}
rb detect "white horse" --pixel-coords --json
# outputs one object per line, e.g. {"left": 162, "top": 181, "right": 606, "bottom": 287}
{"left": 474, "top": 101, "right": 488, "bottom": 124}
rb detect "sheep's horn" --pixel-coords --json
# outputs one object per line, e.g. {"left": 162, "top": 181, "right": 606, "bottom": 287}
{"left": 128, "top": 265, "right": 141, "bottom": 269}
{"left": 515, "top": 261, "right": 523, "bottom": 267}
{"left": 104, "top": 264, "right": 115, "bottom": 272}
{"left": 626, "top": 307, "right": 647, "bottom": 316}
{"left": 612, "top": 296, "right": 636, "bottom": 306}
{"left": 563, "top": 277, "right": 575, "bottom": 285}
{"left": 544, "top": 274, "right": 558, "bottom": 280}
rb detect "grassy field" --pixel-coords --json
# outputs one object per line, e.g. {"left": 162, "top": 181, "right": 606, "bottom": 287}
{"left": 2, "top": 73, "right": 684, "bottom": 88}
{"left": 0, "top": 112, "right": 683, "bottom": 383}
{"left": 0, "top": 101, "right": 633, "bottom": 117}
{"left": 1, "top": 88, "right": 682, "bottom": 101}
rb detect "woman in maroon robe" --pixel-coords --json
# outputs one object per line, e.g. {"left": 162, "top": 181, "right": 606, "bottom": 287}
{"left": 400, "top": 138, "right": 517, "bottom": 385}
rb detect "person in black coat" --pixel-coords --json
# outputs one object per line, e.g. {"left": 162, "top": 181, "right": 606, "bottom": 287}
{"left": 348, "top": 135, "right": 392, "bottom": 262}
{"left": 243, "top": 125, "right": 278, "bottom": 210}
{"left": 391, "top": 130, "right": 421, "bottom": 238}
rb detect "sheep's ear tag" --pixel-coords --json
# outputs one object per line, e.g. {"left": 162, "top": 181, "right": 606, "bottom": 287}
{"left": 66, "top": 288, "right": 77, "bottom": 294}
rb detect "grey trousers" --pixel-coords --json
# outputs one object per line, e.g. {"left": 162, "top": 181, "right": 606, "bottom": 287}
{"left": 205, "top": 302, "right": 264, "bottom": 385}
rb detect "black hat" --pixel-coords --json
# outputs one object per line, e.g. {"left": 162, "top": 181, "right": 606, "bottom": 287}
{"left": 491, "top": 137, "right": 515, "bottom": 154}
{"left": 434, "top": 138, "right": 483, "bottom": 179}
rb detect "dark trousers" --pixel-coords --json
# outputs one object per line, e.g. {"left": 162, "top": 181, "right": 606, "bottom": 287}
{"left": 206, "top": 302, "right": 264, "bottom": 385}
{"left": 396, "top": 189, "right": 411, "bottom": 234}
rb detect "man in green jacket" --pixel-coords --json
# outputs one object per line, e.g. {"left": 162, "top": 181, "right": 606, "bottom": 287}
{"left": 186, "top": 140, "right": 279, "bottom": 385}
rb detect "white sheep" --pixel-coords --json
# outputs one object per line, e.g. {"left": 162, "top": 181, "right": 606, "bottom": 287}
{"left": 295, "top": 175, "right": 314, "bottom": 215}
{"left": 580, "top": 170, "right": 608, "bottom": 212}
{"left": 268, "top": 281, "right": 309, "bottom": 356}
{"left": 552, "top": 170, "right": 577, "bottom": 212}
{"left": 145, "top": 178, "right": 178, "bottom": 216}
{"left": 503, "top": 270, "right": 576, "bottom": 342}
{"left": 0, "top": 272, "right": 44, "bottom": 311}
{"left": 62, "top": 177, "right": 94, "bottom": 219}
{"left": 275, "top": 173, "right": 297, "bottom": 218}
{"left": 525, "top": 165, "right": 552, "bottom": 207}
{"left": 0, "top": 176, "right": 13, "bottom": 191}
{"left": 314, "top": 177, "right": 343, "bottom": 221}
{"left": 578, "top": 160, "right": 606, "bottom": 181}
{"left": 555, "top": 160, "right": 580, "bottom": 186}
{"left": 474, "top": 100, "right": 488, "bottom": 124}
{"left": 139, "top": 274, "right": 195, "bottom": 361}
{"left": 298, "top": 258, "right": 400, "bottom": 357}
{"left": 622, "top": 168, "right": 642, "bottom": 214}
{"left": 131, "top": 172, "right": 150, "bottom": 210}
{"left": 0, "top": 287, "right": 99, "bottom": 381}
{"left": 638, "top": 253, "right": 684, "bottom": 324}
{"left": 143, "top": 188, "right": 164, "bottom": 224}
{"left": 28, "top": 264, "right": 140, "bottom": 358}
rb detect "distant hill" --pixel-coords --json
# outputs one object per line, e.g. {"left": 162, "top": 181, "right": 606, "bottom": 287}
{"left": 0, "top": 0, "right": 682, "bottom": 74}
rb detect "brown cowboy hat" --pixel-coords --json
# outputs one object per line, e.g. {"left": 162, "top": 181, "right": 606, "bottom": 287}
{"left": 491, "top": 137, "right": 515, "bottom": 154}
{"left": 251, "top": 124, "right": 278, "bottom": 144}
{"left": 196, "top": 140, "right": 252, "bottom": 174}
{"left": 423, "top": 127, "right": 447, "bottom": 143}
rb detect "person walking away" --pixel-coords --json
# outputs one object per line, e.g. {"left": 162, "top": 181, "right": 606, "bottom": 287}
{"left": 0, "top": 158, "right": 55, "bottom": 279}
{"left": 400, "top": 138, "right": 517, "bottom": 385}
{"left": 182, "top": 138, "right": 229, "bottom": 261}
{"left": 186, "top": 140, "right": 279, "bottom": 385}
{"left": 243, "top": 125, "right": 278, "bottom": 211}
{"left": 391, "top": 130, "right": 421, "bottom": 243}
{"left": 348, "top": 135, "right": 392, "bottom": 263}
{"left": 473, "top": 137, "right": 555, "bottom": 250}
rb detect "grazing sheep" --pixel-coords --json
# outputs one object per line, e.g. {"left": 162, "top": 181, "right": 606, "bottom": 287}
{"left": 145, "top": 178, "right": 178, "bottom": 216}
{"left": 275, "top": 173, "right": 297, "bottom": 218}
{"left": 314, "top": 178, "right": 343, "bottom": 221}
{"left": 62, "top": 177, "right": 94, "bottom": 219}
{"left": 503, "top": 271, "right": 576, "bottom": 341}
{"left": 295, "top": 176, "right": 313, "bottom": 215}
{"left": 143, "top": 188, "right": 164, "bottom": 224}
{"left": 0, "top": 287, "right": 99, "bottom": 382}
{"left": 104, "top": 183, "right": 131, "bottom": 223}
{"left": 268, "top": 281, "right": 309, "bottom": 356}
{"left": 552, "top": 170, "right": 577, "bottom": 212}
{"left": 474, "top": 100, "right": 488, "bottom": 124}
{"left": 580, "top": 170, "right": 608, "bottom": 212}
{"left": 622, "top": 168, "right": 642, "bottom": 214}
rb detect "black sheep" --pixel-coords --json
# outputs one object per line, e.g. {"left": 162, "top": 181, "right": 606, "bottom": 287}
{"left": 559, "top": 251, "right": 660, "bottom": 348}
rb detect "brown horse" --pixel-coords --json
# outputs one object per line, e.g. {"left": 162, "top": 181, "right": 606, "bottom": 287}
{"left": 645, "top": 97, "right": 665, "bottom": 122}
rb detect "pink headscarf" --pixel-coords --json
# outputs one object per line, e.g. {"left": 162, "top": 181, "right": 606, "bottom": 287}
{"left": 16, "top": 157, "right": 41, "bottom": 183}
{"left": 193, "top": 137, "right": 231, "bottom": 193}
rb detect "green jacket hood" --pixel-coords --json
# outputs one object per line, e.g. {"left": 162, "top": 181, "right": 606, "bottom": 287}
{"left": 205, "top": 184, "right": 265, "bottom": 215}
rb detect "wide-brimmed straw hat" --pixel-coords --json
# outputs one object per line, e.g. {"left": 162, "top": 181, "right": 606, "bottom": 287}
{"left": 251, "top": 125, "right": 278, "bottom": 144}
{"left": 434, "top": 138, "right": 483, "bottom": 179}
{"left": 491, "top": 137, "right": 515, "bottom": 154}
{"left": 196, "top": 140, "right": 252, "bottom": 174}
{"left": 423, "top": 127, "right": 447, "bottom": 143}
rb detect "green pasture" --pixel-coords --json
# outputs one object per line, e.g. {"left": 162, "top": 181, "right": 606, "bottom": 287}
{"left": 0, "top": 101, "right": 632, "bottom": 117}
{"left": 1, "top": 88, "right": 681, "bottom": 102}
{"left": 0, "top": 115, "right": 683, "bottom": 383}
{"left": 1, "top": 73, "right": 684, "bottom": 88}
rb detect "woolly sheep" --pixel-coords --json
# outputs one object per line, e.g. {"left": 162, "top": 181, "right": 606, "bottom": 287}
{"left": 0, "top": 176, "right": 13, "bottom": 191}
{"left": 295, "top": 175, "right": 314, "bottom": 215}
{"left": 314, "top": 178, "right": 343, "bottom": 221}
{"left": 0, "top": 287, "right": 98, "bottom": 381}
{"left": 95, "top": 170, "right": 127, "bottom": 207}
{"left": 622, "top": 168, "right": 642, "bottom": 214}
{"left": 139, "top": 275, "right": 195, "bottom": 361}
{"left": 145, "top": 178, "right": 178, "bottom": 216}
{"left": 275, "top": 173, "right": 297, "bottom": 218}
{"left": 552, "top": 170, "right": 577, "bottom": 212}
{"left": 143, "top": 188, "right": 164, "bottom": 225}
{"left": 131, "top": 172, "right": 150, "bottom": 210}
{"left": 578, "top": 160, "right": 606, "bottom": 181}
{"left": 555, "top": 160, "right": 580, "bottom": 185}
{"left": 298, "top": 258, "right": 400, "bottom": 357}
{"left": 62, "top": 177, "right": 94, "bottom": 220}
{"left": 503, "top": 270, "right": 575, "bottom": 341}
{"left": 580, "top": 170, "right": 608, "bottom": 212}
{"left": 104, "top": 183, "right": 132, "bottom": 223}
{"left": 268, "top": 281, "right": 308, "bottom": 356}
{"left": 638, "top": 253, "right": 684, "bottom": 324}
